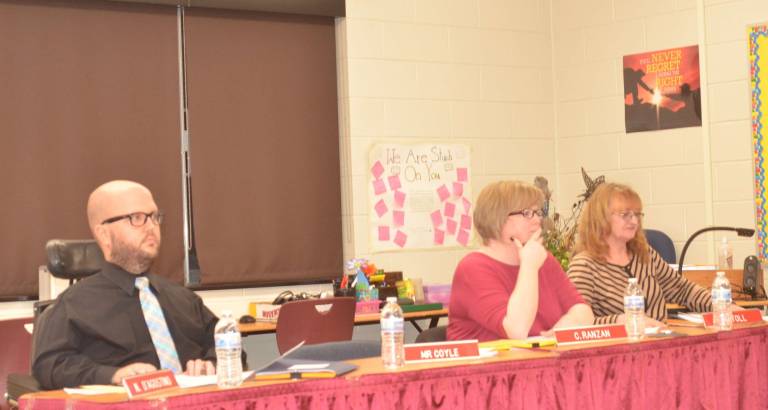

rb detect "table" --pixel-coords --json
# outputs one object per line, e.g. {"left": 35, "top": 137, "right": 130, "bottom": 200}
{"left": 20, "top": 322, "right": 768, "bottom": 409}
{"left": 667, "top": 299, "right": 768, "bottom": 311}
{"left": 238, "top": 308, "right": 448, "bottom": 336}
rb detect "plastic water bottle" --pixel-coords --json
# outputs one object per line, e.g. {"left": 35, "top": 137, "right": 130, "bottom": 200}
{"left": 624, "top": 278, "right": 645, "bottom": 340}
{"left": 711, "top": 271, "right": 733, "bottom": 331}
{"left": 215, "top": 310, "right": 243, "bottom": 388}
{"left": 718, "top": 237, "right": 734, "bottom": 270}
{"left": 380, "top": 297, "right": 404, "bottom": 369}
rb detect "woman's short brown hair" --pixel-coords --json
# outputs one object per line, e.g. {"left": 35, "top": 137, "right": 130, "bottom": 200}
{"left": 473, "top": 180, "right": 544, "bottom": 245}
{"left": 575, "top": 182, "right": 649, "bottom": 264}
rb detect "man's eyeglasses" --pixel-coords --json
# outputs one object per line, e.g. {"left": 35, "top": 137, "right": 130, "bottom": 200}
{"left": 508, "top": 209, "right": 545, "bottom": 219}
{"left": 613, "top": 211, "right": 644, "bottom": 222}
{"left": 101, "top": 212, "right": 164, "bottom": 227}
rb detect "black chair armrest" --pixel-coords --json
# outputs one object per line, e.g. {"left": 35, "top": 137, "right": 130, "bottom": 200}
{"left": 6, "top": 373, "right": 41, "bottom": 406}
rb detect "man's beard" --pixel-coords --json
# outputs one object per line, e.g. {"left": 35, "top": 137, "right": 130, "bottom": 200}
{"left": 109, "top": 232, "right": 159, "bottom": 274}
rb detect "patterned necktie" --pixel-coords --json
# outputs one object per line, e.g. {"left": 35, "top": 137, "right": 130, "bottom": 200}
{"left": 135, "top": 276, "right": 182, "bottom": 373}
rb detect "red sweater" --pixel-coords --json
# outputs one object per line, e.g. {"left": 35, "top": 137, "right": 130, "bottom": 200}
{"left": 447, "top": 252, "right": 584, "bottom": 341}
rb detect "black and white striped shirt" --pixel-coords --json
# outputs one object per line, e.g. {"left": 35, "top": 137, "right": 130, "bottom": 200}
{"left": 567, "top": 248, "right": 711, "bottom": 324}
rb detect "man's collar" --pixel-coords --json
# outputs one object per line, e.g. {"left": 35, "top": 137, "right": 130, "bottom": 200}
{"left": 101, "top": 262, "right": 151, "bottom": 296}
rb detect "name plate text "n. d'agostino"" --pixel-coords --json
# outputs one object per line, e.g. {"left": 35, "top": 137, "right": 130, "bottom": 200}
{"left": 122, "top": 369, "right": 179, "bottom": 399}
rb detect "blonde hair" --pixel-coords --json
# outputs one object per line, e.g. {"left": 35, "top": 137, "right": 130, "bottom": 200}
{"left": 473, "top": 181, "right": 544, "bottom": 245}
{"left": 575, "top": 182, "right": 649, "bottom": 264}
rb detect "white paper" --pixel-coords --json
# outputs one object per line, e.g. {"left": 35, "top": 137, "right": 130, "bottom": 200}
{"left": 64, "top": 385, "right": 126, "bottom": 395}
{"left": 644, "top": 326, "right": 660, "bottom": 335}
{"left": 524, "top": 336, "right": 556, "bottom": 343}
{"left": 479, "top": 347, "right": 498, "bottom": 358}
{"left": 175, "top": 370, "right": 254, "bottom": 389}
{"left": 676, "top": 313, "right": 704, "bottom": 324}
{"left": 287, "top": 363, "right": 329, "bottom": 371}
{"left": 674, "top": 265, "right": 717, "bottom": 271}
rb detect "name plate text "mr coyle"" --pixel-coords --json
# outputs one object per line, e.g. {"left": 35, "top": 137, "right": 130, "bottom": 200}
{"left": 404, "top": 339, "right": 480, "bottom": 363}
{"left": 555, "top": 324, "right": 627, "bottom": 345}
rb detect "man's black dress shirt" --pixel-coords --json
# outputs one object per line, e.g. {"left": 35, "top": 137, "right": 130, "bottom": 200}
{"left": 32, "top": 263, "right": 218, "bottom": 389}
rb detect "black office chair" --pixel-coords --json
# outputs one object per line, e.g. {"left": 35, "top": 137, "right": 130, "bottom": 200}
{"left": 45, "top": 239, "right": 104, "bottom": 283}
{"left": 6, "top": 240, "right": 104, "bottom": 405}
{"left": 0, "top": 318, "right": 34, "bottom": 410}
{"left": 644, "top": 229, "right": 676, "bottom": 264}
{"left": 414, "top": 325, "right": 447, "bottom": 343}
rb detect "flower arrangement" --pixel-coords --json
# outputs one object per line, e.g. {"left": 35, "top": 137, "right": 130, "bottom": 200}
{"left": 534, "top": 168, "right": 604, "bottom": 271}
{"left": 344, "top": 258, "right": 378, "bottom": 277}
{"left": 341, "top": 258, "right": 379, "bottom": 289}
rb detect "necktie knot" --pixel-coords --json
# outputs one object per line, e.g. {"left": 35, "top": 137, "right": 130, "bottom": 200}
{"left": 135, "top": 276, "right": 149, "bottom": 291}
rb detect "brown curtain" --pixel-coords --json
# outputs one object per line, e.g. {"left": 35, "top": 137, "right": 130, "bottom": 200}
{"left": 184, "top": 9, "right": 343, "bottom": 287}
{"left": 0, "top": 0, "right": 183, "bottom": 298}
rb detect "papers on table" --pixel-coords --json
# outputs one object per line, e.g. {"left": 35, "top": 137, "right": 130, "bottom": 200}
{"left": 479, "top": 336, "right": 557, "bottom": 351}
{"left": 175, "top": 370, "right": 254, "bottom": 389}
{"left": 288, "top": 363, "right": 328, "bottom": 371}
{"left": 478, "top": 347, "right": 498, "bottom": 358}
{"left": 252, "top": 359, "right": 355, "bottom": 381}
{"left": 671, "top": 264, "right": 716, "bottom": 271}
{"left": 644, "top": 326, "right": 661, "bottom": 334}
{"left": 676, "top": 313, "right": 704, "bottom": 324}
{"left": 63, "top": 370, "right": 256, "bottom": 396}
{"left": 64, "top": 385, "right": 127, "bottom": 395}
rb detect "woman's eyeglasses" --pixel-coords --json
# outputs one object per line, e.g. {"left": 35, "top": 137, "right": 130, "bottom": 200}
{"left": 612, "top": 211, "right": 644, "bottom": 222}
{"left": 508, "top": 209, "right": 544, "bottom": 219}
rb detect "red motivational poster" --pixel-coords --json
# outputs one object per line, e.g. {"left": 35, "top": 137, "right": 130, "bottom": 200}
{"left": 623, "top": 45, "right": 701, "bottom": 133}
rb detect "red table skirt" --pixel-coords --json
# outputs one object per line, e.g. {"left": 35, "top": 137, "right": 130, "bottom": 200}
{"left": 21, "top": 325, "right": 768, "bottom": 410}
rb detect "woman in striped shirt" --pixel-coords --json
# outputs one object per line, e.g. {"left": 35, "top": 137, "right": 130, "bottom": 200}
{"left": 566, "top": 182, "right": 711, "bottom": 325}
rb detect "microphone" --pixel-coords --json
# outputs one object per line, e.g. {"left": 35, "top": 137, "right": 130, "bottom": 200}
{"left": 677, "top": 226, "right": 755, "bottom": 275}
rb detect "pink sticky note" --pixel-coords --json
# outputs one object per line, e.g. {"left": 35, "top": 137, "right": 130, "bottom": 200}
{"left": 430, "top": 210, "right": 443, "bottom": 227}
{"left": 446, "top": 219, "right": 457, "bottom": 235}
{"left": 394, "top": 190, "right": 406, "bottom": 208}
{"left": 453, "top": 182, "right": 463, "bottom": 197}
{"left": 393, "top": 210, "right": 405, "bottom": 227}
{"left": 462, "top": 197, "right": 471, "bottom": 214}
{"left": 378, "top": 226, "right": 390, "bottom": 241}
{"left": 394, "top": 230, "right": 408, "bottom": 248}
{"left": 388, "top": 175, "right": 402, "bottom": 191}
{"left": 434, "top": 229, "right": 445, "bottom": 245}
{"left": 374, "top": 199, "right": 388, "bottom": 217}
{"left": 457, "top": 168, "right": 468, "bottom": 182}
{"left": 460, "top": 214, "right": 472, "bottom": 230}
{"left": 371, "top": 161, "right": 385, "bottom": 179}
{"left": 437, "top": 184, "right": 450, "bottom": 202}
{"left": 456, "top": 229, "right": 470, "bottom": 246}
{"left": 372, "top": 179, "right": 386, "bottom": 195}
{"left": 444, "top": 202, "right": 456, "bottom": 218}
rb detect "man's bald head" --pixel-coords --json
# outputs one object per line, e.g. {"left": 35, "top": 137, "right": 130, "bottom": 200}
{"left": 87, "top": 180, "right": 162, "bottom": 274}
{"left": 87, "top": 181, "right": 153, "bottom": 234}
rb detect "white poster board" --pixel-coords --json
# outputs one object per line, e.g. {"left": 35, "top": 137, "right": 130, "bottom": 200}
{"left": 368, "top": 143, "right": 472, "bottom": 252}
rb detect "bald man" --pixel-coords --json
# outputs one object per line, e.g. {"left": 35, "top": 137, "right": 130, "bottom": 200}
{"left": 32, "top": 181, "right": 220, "bottom": 389}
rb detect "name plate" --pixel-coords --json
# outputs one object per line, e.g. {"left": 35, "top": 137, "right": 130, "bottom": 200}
{"left": 122, "top": 369, "right": 178, "bottom": 399}
{"left": 702, "top": 309, "right": 763, "bottom": 327}
{"left": 555, "top": 324, "right": 627, "bottom": 345}
{"left": 404, "top": 339, "right": 480, "bottom": 363}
